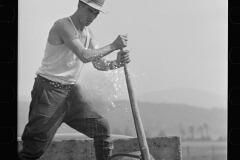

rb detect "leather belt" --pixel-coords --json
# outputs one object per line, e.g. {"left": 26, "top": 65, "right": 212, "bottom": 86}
{"left": 37, "top": 75, "right": 74, "bottom": 93}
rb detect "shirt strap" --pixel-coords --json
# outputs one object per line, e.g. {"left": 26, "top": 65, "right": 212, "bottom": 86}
{"left": 85, "top": 26, "right": 90, "bottom": 49}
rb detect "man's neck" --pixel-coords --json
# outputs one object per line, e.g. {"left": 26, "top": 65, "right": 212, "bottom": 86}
{"left": 70, "top": 13, "right": 85, "bottom": 32}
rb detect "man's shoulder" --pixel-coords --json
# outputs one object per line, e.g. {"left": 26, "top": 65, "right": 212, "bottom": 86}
{"left": 48, "top": 17, "right": 77, "bottom": 43}
{"left": 53, "top": 17, "right": 71, "bottom": 28}
{"left": 51, "top": 17, "right": 74, "bottom": 34}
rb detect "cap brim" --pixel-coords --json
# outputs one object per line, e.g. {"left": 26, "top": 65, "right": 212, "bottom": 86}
{"left": 82, "top": 2, "right": 109, "bottom": 14}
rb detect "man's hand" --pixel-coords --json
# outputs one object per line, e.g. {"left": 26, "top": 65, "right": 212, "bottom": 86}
{"left": 115, "top": 50, "right": 130, "bottom": 67}
{"left": 111, "top": 34, "right": 128, "bottom": 50}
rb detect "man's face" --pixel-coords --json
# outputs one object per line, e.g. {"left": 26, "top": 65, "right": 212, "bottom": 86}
{"left": 78, "top": 3, "right": 100, "bottom": 26}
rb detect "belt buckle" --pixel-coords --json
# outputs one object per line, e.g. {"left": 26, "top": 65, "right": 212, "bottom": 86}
{"left": 66, "top": 85, "right": 70, "bottom": 91}
{"left": 67, "top": 85, "right": 72, "bottom": 92}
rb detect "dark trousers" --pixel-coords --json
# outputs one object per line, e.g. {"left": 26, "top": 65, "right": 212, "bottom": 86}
{"left": 19, "top": 76, "right": 113, "bottom": 160}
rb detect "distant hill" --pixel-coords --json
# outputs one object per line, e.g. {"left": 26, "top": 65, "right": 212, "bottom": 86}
{"left": 106, "top": 100, "right": 227, "bottom": 140}
{"left": 18, "top": 99, "right": 227, "bottom": 140}
{"left": 136, "top": 88, "right": 227, "bottom": 109}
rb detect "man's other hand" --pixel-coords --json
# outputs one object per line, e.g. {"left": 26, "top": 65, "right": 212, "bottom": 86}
{"left": 111, "top": 34, "right": 128, "bottom": 50}
{"left": 116, "top": 50, "right": 130, "bottom": 67}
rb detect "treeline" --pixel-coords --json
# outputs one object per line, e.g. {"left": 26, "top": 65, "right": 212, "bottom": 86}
{"left": 179, "top": 123, "right": 212, "bottom": 141}
{"left": 111, "top": 122, "right": 227, "bottom": 142}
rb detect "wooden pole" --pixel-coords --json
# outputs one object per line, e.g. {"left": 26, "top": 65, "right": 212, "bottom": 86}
{"left": 123, "top": 62, "right": 151, "bottom": 160}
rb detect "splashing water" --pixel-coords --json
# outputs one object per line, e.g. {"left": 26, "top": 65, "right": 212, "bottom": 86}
{"left": 77, "top": 63, "right": 145, "bottom": 114}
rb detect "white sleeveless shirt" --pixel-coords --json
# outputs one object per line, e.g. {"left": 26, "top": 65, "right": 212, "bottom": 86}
{"left": 36, "top": 17, "right": 90, "bottom": 84}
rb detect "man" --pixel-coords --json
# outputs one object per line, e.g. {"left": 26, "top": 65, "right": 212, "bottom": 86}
{"left": 18, "top": 0, "right": 130, "bottom": 159}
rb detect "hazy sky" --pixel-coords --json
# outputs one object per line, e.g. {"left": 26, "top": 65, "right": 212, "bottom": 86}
{"left": 19, "top": 0, "right": 228, "bottom": 101}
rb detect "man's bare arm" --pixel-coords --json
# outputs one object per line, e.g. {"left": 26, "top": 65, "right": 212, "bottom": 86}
{"left": 54, "top": 20, "right": 127, "bottom": 63}
{"left": 87, "top": 28, "right": 118, "bottom": 71}
{"left": 87, "top": 28, "right": 130, "bottom": 71}
{"left": 92, "top": 58, "right": 119, "bottom": 71}
{"left": 92, "top": 50, "right": 130, "bottom": 71}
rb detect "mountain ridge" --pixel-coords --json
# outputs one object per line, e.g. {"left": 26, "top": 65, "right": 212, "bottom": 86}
{"left": 135, "top": 88, "right": 227, "bottom": 109}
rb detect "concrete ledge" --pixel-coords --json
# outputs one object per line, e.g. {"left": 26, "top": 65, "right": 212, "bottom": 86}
{"left": 18, "top": 135, "right": 181, "bottom": 160}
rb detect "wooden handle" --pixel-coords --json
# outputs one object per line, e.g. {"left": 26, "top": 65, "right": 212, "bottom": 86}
{"left": 123, "top": 55, "right": 151, "bottom": 160}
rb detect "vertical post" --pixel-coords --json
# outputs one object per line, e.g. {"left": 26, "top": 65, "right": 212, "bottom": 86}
{"left": 123, "top": 62, "right": 151, "bottom": 160}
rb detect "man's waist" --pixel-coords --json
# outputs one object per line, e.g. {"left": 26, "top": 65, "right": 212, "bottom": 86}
{"left": 36, "top": 75, "right": 74, "bottom": 93}
{"left": 37, "top": 73, "right": 76, "bottom": 85}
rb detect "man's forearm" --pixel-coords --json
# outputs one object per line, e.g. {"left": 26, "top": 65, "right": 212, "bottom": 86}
{"left": 108, "top": 60, "right": 121, "bottom": 70}
{"left": 82, "top": 44, "right": 116, "bottom": 63}
{"left": 92, "top": 58, "right": 122, "bottom": 71}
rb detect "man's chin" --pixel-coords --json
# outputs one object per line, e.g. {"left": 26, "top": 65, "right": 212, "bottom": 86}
{"left": 86, "top": 21, "right": 93, "bottom": 26}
